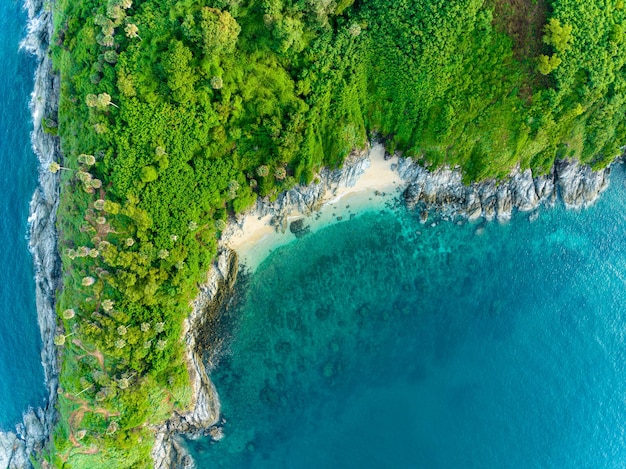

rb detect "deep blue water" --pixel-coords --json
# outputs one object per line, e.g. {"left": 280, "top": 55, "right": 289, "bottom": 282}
{"left": 0, "top": 1, "right": 45, "bottom": 429}
{"left": 189, "top": 163, "right": 626, "bottom": 468}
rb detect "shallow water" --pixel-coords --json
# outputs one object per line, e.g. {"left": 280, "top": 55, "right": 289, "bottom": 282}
{"left": 188, "top": 162, "right": 626, "bottom": 468}
{"left": 0, "top": 0, "right": 45, "bottom": 429}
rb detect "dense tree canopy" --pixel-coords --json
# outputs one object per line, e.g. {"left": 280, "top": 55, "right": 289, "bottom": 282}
{"left": 45, "top": 0, "right": 626, "bottom": 466}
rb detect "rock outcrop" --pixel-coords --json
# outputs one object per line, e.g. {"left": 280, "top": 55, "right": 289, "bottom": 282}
{"left": 399, "top": 156, "right": 610, "bottom": 222}
{"left": 225, "top": 147, "right": 370, "bottom": 237}
{"left": 0, "top": 1, "right": 62, "bottom": 467}
{"left": 152, "top": 250, "right": 237, "bottom": 469}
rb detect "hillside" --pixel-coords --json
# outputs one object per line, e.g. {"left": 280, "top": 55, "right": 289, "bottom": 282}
{"left": 43, "top": 0, "right": 626, "bottom": 466}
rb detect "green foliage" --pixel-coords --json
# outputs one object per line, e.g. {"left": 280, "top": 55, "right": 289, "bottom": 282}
{"left": 543, "top": 18, "right": 573, "bottom": 53}
{"left": 537, "top": 54, "right": 562, "bottom": 75}
{"left": 46, "top": 0, "right": 626, "bottom": 465}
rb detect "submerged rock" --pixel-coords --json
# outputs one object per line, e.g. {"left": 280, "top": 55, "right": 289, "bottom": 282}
{"left": 289, "top": 218, "right": 310, "bottom": 238}
{"left": 222, "top": 147, "right": 370, "bottom": 239}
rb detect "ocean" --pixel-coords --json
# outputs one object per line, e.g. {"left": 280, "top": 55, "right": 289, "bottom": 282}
{"left": 0, "top": 0, "right": 45, "bottom": 429}
{"left": 188, "top": 162, "right": 626, "bottom": 468}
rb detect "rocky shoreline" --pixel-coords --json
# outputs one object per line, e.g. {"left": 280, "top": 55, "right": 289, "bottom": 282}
{"left": 227, "top": 145, "right": 611, "bottom": 238}
{"left": 398, "top": 156, "right": 610, "bottom": 223}
{"left": 0, "top": 1, "right": 62, "bottom": 468}
{"left": 152, "top": 250, "right": 237, "bottom": 469}
{"left": 164, "top": 146, "right": 612, "bottom": 467}
{"left": 1, "top": 5, "right": 613, "bottom": 465}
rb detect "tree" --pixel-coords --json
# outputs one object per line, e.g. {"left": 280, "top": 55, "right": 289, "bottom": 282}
{"left": 98, "top": 92, "right": 119, "bottom": 108}
{"left": 104, "top": 50, "right": 119, "bottom": 64}
{"left": 199, "top": 7, "right": 240, "bottom": 56}
{"left": 537, "top": 54, "right": 562, "bottom": 75}
{"left": 349, "top": 23, "right": 361, "bottom": 37}
{"left": 100, "top": 34, "right": 115, "bottom": 47}
{"left": 162, "top": 40, "right": 197, "bottom": 103}
{"left": 543, "top": 18, "right": 573, "bottom": 53}
{"left": 78, "top": 154, "right": 96, "bottom": 166}
{"left": 140, "top": 165, "right": 158, "bottom": 182}
{"left": 107, "top": 3, "right": 126, "bottom": 23}
{"left": 49, "top": 161, "right": 71, "bottom": 173}
{"left": 125, "top": 23, "right": 140, "bottom": 40}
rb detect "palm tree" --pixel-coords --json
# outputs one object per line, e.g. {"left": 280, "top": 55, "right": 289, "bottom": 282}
{"left": 97, "top": 93, "right": 119, "bottom": 108}
{"left": 76, "top": 170, "right": 92, "bottom": 183}
{"left": 107, "top": 4, "right": 125, "bottom": 23}
{"left": 274, "top": 166, "right": 287, "bottom": 180}
{"left": 125, "top": 23, "right": 141, "bottom": 40}
{"left": 82, "top": 276, "right": 96, "bottom": 287}
{"left": 106, "top": 421, "right": 119, "bottom": 435}
{"left": 53, "top": 332, "right": 76, "bottom": 346}
{"left": 210, "top": 76, "right": 223, "bottom": 90}
{"left": 85, "top": 94, "right": 99, "bottom": 108}
{"left": 48, "top": 162, "right": 71, "bottom": 173}
{"left": 78, "top": 154, "right": 96, "bottom": 166}
{"left": 74, "top": 385, "right": 93, "bottom": 398}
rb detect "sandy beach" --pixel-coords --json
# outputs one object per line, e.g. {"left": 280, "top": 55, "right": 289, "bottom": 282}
{"left": 224, "top": 143, "right": 408, "bottom": 271}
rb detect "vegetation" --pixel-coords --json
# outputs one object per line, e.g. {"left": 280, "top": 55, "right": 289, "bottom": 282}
{"left": 44, "top": 0, "right": 626, "bottom": 465}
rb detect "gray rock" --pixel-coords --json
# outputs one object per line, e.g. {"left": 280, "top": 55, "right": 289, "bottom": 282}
{"left": 0, "top": 432, "right": 29, "bottom": 469}
{"left": 152, "top": 250, "right": 235, "bottom": 469}
{"left": 0, "top": 1, "right": 64, "bottom": 467}
{"left": 496, "top": 184, "right": 512, "bottom": 221}
{"left": 398, "top": 156, "right": 611, "bottom": 222}
{"left": 555, "top": 159, "right": 609, "bottom": 209}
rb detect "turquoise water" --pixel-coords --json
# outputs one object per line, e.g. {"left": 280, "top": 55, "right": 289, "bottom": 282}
{"left": 0, "top": 1, "right": 45, "bottom": 429}
{"left": 189, "top": 163, "right": 626, "bottom": 467}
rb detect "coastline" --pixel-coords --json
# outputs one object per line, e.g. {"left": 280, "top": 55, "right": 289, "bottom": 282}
{"left": 152, "top": 250, "right": 236, "bottom": 468}
{"left": 4, "top": 3, "right": 614, "bottom": 465}
{"left": 223, "top": 143, "right": 611, "bottom": 273}
{"left": 154, "top": 144, "right": 611, "bottom": 467}
{"left": 0, "top": 0, "right": 61, "bottom": 467}
{"left": 224, "top": 143, "right": 404, "bottom": 271}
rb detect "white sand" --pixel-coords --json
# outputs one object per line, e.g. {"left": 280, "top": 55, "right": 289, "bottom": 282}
{"left": 225, "top": 143, "right": 406, "bottom": 271}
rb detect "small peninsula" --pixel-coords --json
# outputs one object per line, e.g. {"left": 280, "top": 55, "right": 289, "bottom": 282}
{"left": 16, "top": 0, "right": 626, "bottom": 467}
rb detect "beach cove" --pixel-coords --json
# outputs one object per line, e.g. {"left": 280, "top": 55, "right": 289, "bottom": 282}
{"left": 186, "top": 156, "right": 626, "bottom": 468}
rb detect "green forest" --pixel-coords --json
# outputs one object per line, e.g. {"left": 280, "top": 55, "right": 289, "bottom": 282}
{"left": 43, "top": 0, "right": 626, "bottom": 466}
